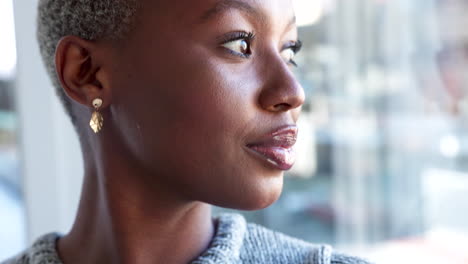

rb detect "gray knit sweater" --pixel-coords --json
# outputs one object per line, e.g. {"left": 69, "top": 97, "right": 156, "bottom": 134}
{"left": 2, "top": 213, "right": 373, "bottom": 264}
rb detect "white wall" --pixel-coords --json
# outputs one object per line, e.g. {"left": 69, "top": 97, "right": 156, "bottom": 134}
{"left": 13, "top": 0, "right": 83, "bottom": 243}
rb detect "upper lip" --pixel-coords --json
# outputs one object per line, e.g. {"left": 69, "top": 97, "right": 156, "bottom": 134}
{"left": 246, "top": 125, "right": 298, "bottom": 148}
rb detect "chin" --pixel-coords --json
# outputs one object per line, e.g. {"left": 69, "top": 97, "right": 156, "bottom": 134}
{"left": 212, "top": 173, "right": 284, "bottom": 211}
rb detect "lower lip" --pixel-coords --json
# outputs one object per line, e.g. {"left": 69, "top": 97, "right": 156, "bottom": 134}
{"left": 245, "top": 145, "right": 296, "bottom": 170}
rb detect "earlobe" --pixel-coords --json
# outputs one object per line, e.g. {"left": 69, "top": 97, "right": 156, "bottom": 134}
{"left": 55, "top": 36, "right": 108, "bottom": 108}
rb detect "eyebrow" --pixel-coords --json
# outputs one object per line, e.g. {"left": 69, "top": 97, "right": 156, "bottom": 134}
{"left": 199, "top": 0, "right": 265, "bottom": 23}
{"left": 286, "top": 15, "right": 296, "bottom": 30}
{"left": 199, "top": 0, "right": 296, "bottom": 31}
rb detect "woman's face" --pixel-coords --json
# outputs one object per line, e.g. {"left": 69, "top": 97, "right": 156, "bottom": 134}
{"left": 107, "top": 0, "right": 304, "bottom": 210}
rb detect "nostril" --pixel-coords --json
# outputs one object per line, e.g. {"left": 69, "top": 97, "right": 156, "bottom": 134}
{"left": 269, "top": 103, "right": 291, "bottom": 112}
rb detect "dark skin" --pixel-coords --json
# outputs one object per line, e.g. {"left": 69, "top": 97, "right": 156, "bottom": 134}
{"left": 54, "top": 0, "right": 304, "bottom": 263}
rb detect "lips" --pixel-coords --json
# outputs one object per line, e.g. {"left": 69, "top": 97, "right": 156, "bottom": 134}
{"left": 245, "top": 125, "right": 298, "bottom": 170}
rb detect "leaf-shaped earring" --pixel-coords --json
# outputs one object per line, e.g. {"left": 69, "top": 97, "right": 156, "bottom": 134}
{"left": 89, "top": 98, "right": 104, "bottom": 133}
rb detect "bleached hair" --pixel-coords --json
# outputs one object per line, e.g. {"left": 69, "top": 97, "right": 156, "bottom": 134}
{"left": 37, "top": 0, "right": 138, "bottom": 126}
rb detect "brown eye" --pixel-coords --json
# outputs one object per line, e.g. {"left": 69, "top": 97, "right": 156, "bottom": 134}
{"left": 222, "top": 39, "right": 250, "bottom": 55}
{"left": 239, "top": 40, "right": 248, "bottom": 53}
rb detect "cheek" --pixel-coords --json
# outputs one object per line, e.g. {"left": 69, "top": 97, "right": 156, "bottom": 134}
{"left": 109, "top": 40, "right": 284, "bottom": 209}
{"left": 158, "top": 63, "right": 283, "bottom": 208}
{"left": 154, "top": 45, "right": 257, "bottom": 141}
{"left": 164, "top": 63, "right": 254, "bottom": 164}
{"left": 178, "top": 66, "right": 252, "bottom": 133}
{"left": 115, "top": 44, "right": 255, "bottom": 165}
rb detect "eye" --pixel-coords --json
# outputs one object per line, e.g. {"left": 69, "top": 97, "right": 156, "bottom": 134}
{"left": 222, "top": 39, "right": 250, "bottom": 56}
{"left": 281, "top": 40, "right": 303, "bottom": 67}
{"left": 280, "top": 49, "right": 296, "bottom": 63}
{"left": 220, "top": 31, "right": 255, "bottom": 58}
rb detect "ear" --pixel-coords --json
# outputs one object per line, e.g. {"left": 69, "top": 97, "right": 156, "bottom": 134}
{"left": 55, "top": 36, "right": 111, "bottom": 108}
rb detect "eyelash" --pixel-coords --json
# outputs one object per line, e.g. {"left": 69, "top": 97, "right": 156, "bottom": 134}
{"left": 283, "top": 40, "right": 303, "bottom": 67}
{"left": 220, "top": 31, "right": 256, "bottom": 58}
{"left": 219, "top": 31, "right": 303, "bottom": 67}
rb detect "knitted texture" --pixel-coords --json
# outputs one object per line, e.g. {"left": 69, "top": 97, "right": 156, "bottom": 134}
{"left": 1, "top": 213, "right": 373, "bottom": 264}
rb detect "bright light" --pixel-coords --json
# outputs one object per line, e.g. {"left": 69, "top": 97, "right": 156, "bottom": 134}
{"left": 439, "top": 135, "right": 460, "bottom": 158}
{"left": 293, "top": 0, "right": 325, "bottom": 27}
{"left": 0, "top": 0, "right": 17, "bottom": 80}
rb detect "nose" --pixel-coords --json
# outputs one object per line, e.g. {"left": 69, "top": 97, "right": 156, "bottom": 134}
{"left": 258, "top": 60, "right": 305, "bottom": 113}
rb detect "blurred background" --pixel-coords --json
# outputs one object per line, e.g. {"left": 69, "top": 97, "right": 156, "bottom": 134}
{"left": 2, "top": 0, "right": 468, "bottom": 263}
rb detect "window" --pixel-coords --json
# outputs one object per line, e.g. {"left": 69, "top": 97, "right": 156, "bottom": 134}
{"left": 0, "top": 0, "right": 27, "bottom": 259}
{"left": 216, "top": 1, "right": 468, "bottom": 263}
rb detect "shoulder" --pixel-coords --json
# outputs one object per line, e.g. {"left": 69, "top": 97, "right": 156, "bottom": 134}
{"left": 1, "top": 233, "right": 62, "bottom": 264}
{"left": 240, "top": 222, "right": 374, "bottom": 264}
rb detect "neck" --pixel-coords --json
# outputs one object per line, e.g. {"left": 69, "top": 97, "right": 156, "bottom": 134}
{"left": 57, "top": 137, "right": 215, "bottom": 264}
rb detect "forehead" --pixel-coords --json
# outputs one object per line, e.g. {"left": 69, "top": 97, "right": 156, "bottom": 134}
{"left": 140, "top": 0, "right": 296, "bottom": 27}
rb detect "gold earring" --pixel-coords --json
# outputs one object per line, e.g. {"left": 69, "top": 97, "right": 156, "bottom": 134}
{"left": 89, "top": 98, "right": 104, "bottom": 133}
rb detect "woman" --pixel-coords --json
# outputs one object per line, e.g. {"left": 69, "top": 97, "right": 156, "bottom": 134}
{"left": 3, "top": 0, "right": 372, "bottom": 263}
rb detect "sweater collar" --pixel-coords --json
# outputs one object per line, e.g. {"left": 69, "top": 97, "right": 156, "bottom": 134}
{"left": 30, "top": 212, "right": 247, "bottom": 264}
{"left": 190, "top": 213, "right": 247, "bottom": 264}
